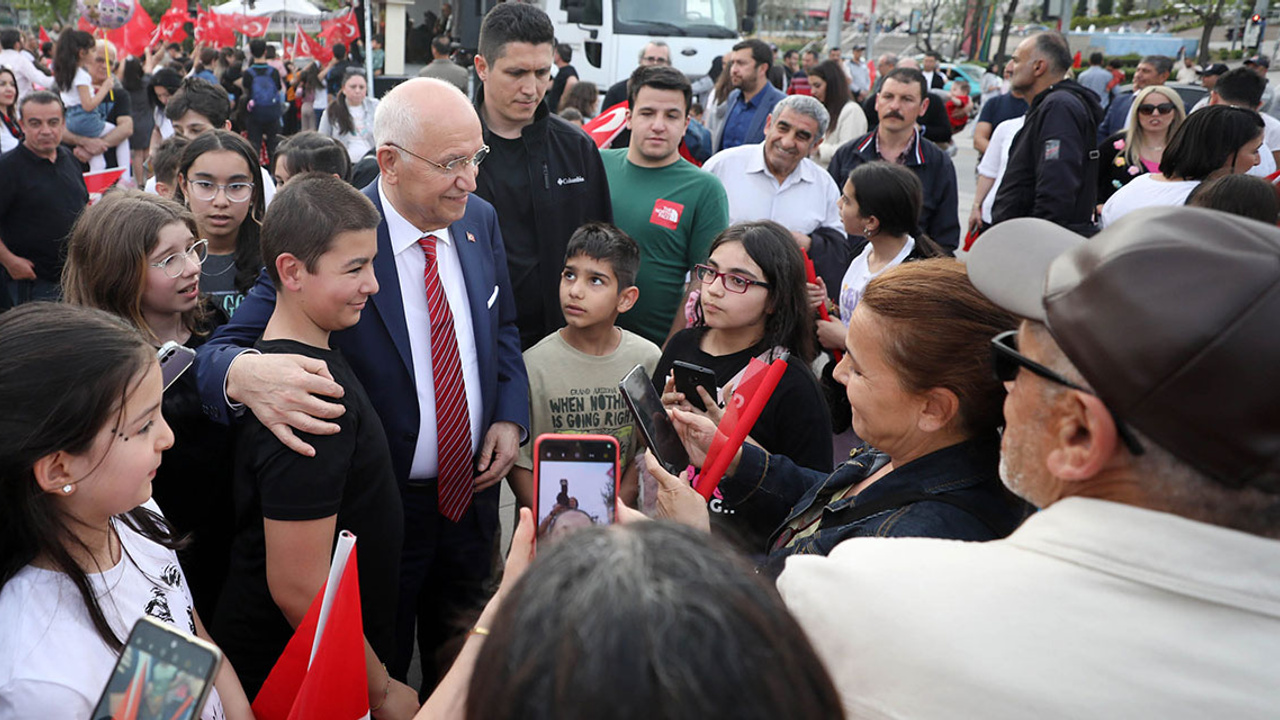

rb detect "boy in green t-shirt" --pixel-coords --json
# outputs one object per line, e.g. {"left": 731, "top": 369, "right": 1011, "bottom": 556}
{"left": 510, "top": 223, "right": 662, "bottom": 508}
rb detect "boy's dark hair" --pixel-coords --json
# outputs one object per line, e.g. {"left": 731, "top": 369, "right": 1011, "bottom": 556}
{"left": 166, "top": 42, "right": 182, "bottom": 53}
{"left": 479, "top": 2, "right": 555, "bottom": 62}
{"left": 332, "top": 42, "right": 347, "bottom": 61}
{"left": 691, "top": 102, "right": 704, "bottom": 115}
{"left": 565, "top": 222, "right": 641, "bottom": 290}
{"left": 1161, "top": 105, "right": 1264, "bottom": 180}
{"left": 555, "top": 42, "right": 572, "bottom": 63}
{"left": 0, "top": 29, "right": 20, "bottom": 50}
{"left": 1185, "top": 173, "right": 1280, "bottom": 224}
{"left": 276, "top": 130, "right": 352, "bottom": 181}
{"left": 732, "top": 38, "right": 773, "bottom": 70}
{"left": 1108, "top": 58, "right": 1123, "bottom": 69}
{"left": 1089, "top": 52, "right": 1104, "bottom": 65}
{"left": 165, "top": 76, "right": 231, "bottom": 128}
{"left": 260, "top": 172, "right": 381, "bottom": 286}
{"left": 250, "top": 38, "right": 267, "bottom": 59}
{"left": 1215, "top": 67, "right": 1266, "bottom": 108}
{"left": 627, "top": 64, "right": 692, "bottom": 112}
{"left": 151, "top": 135, "right": 191, "bottom": 187}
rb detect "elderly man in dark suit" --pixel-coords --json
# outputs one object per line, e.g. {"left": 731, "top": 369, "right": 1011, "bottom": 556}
{"left": 195, "top": 77, "right": 528, "bottom": 695}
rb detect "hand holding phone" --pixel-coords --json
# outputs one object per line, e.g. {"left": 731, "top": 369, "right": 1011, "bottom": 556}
{"left": 158, "top": 341, "right": 197, "bottom": 391}
{"left": 92, "top": 617, "right": 222, "bottom": 720}
{"left": 672, "top": 360, "right": 718, "bottom": 412}
{"left": 619, "top": 365, "right": 690, "bottom": 474}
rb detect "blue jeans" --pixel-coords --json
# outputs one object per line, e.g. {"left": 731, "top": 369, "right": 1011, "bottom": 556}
{"left": 1, "top": 269, "right": 60, "bottom": 307}
{"left": 66, "top": 105, "right": 106, "bottom": 138}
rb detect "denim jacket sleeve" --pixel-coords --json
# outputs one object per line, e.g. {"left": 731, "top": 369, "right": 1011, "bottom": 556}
{"left": 718, "top": 445, "right": 830, "bottom": 526}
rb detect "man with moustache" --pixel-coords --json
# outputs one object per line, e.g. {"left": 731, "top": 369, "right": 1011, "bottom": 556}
{"left": 713, "top": 38, "right": 787, "bottom": 152}
{"left": 828, "top": 67, "right": 960, "bottom": 252}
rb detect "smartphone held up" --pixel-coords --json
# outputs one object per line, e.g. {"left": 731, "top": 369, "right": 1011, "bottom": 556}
{"left": 91, "top": 616, "right": 222, "bottom": 720}
{"left": 533, "top": 434, "right": 620, "bottom": 546}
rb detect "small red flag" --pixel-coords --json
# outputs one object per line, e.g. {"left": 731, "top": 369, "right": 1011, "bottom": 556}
{"left": 320, "top": 9, "right": 361, "bottom": 44}
{"left": 582, "top": 101, "right": 629, "bottom": 148}
{"left": 39, "top": 26, "right": 50, "bottom": 44}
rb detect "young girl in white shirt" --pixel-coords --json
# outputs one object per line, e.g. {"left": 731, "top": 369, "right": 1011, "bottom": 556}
{"left": 0, "top": 304, "right": 252, "bottom": 720}
{"left": 54, "top": 30, "right": 125, "bottom": 172}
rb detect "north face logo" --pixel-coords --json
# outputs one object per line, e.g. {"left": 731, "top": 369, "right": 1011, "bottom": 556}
{"left": 650, "top": 198, "right": 684, "bottom": 230}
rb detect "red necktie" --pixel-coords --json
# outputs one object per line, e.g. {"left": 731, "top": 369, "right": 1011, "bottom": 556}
{"left": 418, "top": 235, "right": 472, "bottom": 522}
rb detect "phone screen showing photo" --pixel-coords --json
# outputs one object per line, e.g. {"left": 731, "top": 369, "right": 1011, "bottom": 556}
{"left": 535, "top": 437, "right": 618, "bottom": 544}
{"left": 91, "top": 620, "right": 217, "bottom": 720}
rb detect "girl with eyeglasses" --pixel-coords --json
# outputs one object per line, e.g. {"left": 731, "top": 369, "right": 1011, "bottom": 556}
{"left": 1096, "top": 85, "right": 1186, "bottom": 205}
{"left": 1101, "top": 104, "right": 1265, "bottom": 228}
{"left": 173, "top": 130, "right": 266, "bottom": 317}
{"left": 652, "top": 221, "right": 833, "bottom": 554}
{"left": 62, "top": 189, "right": 239, "bottom": 622}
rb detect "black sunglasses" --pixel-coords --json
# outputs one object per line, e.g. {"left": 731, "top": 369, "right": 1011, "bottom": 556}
{"left": 1137, "top": 102, "right": 1176, "bottom": 116}
{"left": 990, "top": 331, "right": 1145, "bottom": 456}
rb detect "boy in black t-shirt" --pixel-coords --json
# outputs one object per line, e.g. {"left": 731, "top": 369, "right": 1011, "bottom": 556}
{"left": 213, "top": 173, "right": 415, "bottom": 711}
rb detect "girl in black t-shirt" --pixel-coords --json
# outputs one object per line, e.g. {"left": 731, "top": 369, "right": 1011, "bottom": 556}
{"left": 63, "top": 189, "right": 236, "bottom": 620}
{"left": 173, "top": 130, "right": 266, "bottom": 319}
{"left": 654, "top": 221, "right": 832, "bottom": 552}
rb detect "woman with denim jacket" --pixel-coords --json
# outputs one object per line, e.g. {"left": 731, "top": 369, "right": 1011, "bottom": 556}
{"left": 651, "top": 259, "right": 1032, "bottom": 575}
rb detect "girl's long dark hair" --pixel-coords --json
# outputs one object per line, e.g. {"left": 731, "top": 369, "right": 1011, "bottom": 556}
{"left": 0, "top": 304, "right": 186, "bottom": 652}
{"left": 325, "top": 67, "right": 366, "bottom": 137}
{"left": 808, "top": 60, "right": 852, "bottom": 133}
{"left": 173, "top": 130, "right": 265, "bottom": 294}
{"left": 148, "top": 68, "right": 183, "bottom": 111}
{"left": 0, "top": 66, "right": 19, "bottom": 121}
{"left": 54, "top": 29, "right": 95, "bottom": 92}
{"left": 699, "top": 221, "right": 817, "bottom": 362}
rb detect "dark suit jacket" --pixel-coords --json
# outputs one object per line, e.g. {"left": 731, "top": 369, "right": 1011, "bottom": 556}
{"left": 712, "top": 82, "right": 787, "bottom": 152}
{"left": 923, "top": 70, "right": 947, "bottom": 90}
{"left": 194, "top": 183, "right": 530, "bottom": 541}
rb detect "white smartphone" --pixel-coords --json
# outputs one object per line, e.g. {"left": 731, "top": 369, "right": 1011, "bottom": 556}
{"left": 90, "top": 616, "right": 222, "bottom": 720}
{"left": 157, "top": 341, "right": 197, "bottom": 391}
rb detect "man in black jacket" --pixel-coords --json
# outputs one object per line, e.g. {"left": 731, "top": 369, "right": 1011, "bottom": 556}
{"left": 473, "top": 3, "right": 613, "bottom": 349}
{"left": 991, "top": 32, "right": 1104, "bottom": 235}
{"left": 828, "top": 67, "right": 961, "bottom": 253}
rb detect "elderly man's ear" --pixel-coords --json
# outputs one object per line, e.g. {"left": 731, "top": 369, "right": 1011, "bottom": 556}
{"left": 1044, "top": 390, "right": 1121, "bottom": 483}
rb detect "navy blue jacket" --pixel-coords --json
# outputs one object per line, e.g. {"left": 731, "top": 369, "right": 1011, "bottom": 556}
{"left": 712, "top": 82, "right": 787, "bottom": 152}
{"left": 718, "top": 436, "right": 1031, "bottom": 577}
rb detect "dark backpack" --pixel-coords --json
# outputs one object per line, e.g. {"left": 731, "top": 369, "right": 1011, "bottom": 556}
{"left": 248, "top": 65, "right": 279, "bottom": 114}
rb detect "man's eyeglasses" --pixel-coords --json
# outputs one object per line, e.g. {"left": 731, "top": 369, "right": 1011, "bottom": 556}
{"left": 990, "top": 330, "right": 1145, "bottom": 456}
{"left": 1137, "top": 102, "right": 1176, "bottom": 116}
{"left": 384, "top": 142, "right": 489, "bottom": 175}
{"left": 149, "top": 239, "right": 209, "bottom": 278}
{"left": 694, "top": 264, "right": 771, "bottom": 294}
{"left": 188, "top": 180, "right": 254, "bottom": 203}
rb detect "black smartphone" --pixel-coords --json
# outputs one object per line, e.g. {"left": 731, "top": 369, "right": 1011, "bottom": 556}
{"left": 158, "top": 341, "right": 197, "bottom": 391}
{"left": 91, "top": 616, "right": 222, "bottom": 720}
{"left": 533, "top": 434, "right": 620, "bottom": 546}
{"left": 672, "top": 360, "right": 718, "bottom": 412}
{"left": 619, "top": 365, "right": 690, "bottom": 474}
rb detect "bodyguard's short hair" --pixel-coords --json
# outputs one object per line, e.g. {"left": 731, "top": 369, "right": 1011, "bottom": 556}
{"left": 627, "top": 64, "right": 692, "bottom": 113}
{"left": 733, "top": 38, "right": 773, "bottom": 70}
{"left": 1141, "top": 54, "right": 1174, "bottom": 76}
{"left": 18, "top": 90, "right": 64, "bottom": 117}
{"left": 565, "top": 222, "right": 641, "bottom": 289}
{"left": 772, "top": 94, "right": 830, "bottom": 138}
{"left": 1214, "top": 67, "right": 1266, "bottom": 108}
{"left": 1031, "top": 31, "right": 1072, "bottom": 74}
{"left": 478, "top": 2, "right": 554, "bottom": 62}
{"left": 165, "top": 77, "right": 231, "bottom": 128}
{"left": 260, "top": 173, "right": 381, "bottom": 286}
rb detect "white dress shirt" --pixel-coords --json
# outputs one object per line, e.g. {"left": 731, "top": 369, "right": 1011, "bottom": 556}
{"left": 703, "top": 142, "right": 843, "bottom": 237}
{"left": 380, "top": 180, "right": 483, "bottom": 480}
{"left": 0, "top": 48, "right": 54, "bottom": 99}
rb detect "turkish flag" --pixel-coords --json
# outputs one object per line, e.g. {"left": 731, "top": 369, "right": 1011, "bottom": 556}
{"left": 195, "top": 9, "right": 235, "bottom": 47}
{"left": 225, "top": 13, "right": 270, "bottom": 38}
{"left": 293, "top": 24, "right": 332, "bottom": 63}
{"left": 320, "top": 9, "right": 361, "bottom": 44}
{"left": 105, "top": 8, "right": 156, "bottom": 58}
{"left": 39, "top": 26, "right": 50, "bottom": 44}
{"left": 582, "top": 101, "right": 629, "bottom": 148}
{"left": 696, "top": 354, "right": 789, "bottom": 500}
{"left": 252, "top": 533, "right": 369, "bottom": 720}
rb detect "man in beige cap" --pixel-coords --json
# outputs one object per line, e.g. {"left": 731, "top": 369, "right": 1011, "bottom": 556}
{"left": 778, "top": 206, "right": 1280, "bottom": 718}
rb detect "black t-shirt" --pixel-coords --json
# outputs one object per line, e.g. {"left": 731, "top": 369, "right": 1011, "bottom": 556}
{"left": 546, "top": 64, "right": 577, "bottom": 115}
{"left": 213, "top": 339, "right": 404, "bottom": 697}
{"left": 0, "top": 144, "right": 89, "bottom": 282}
{"left": 480, "top": 131, "right": 542, "bottom": 345}
{"left": 150, "top": 309, "right": 236, "bottom": 621}
{"left": 977, "top": 92, "right": 1029, "bottom": 127}
{"left": 87, "top": 81, "right": 131, "bottom": 171}
{"left": 653, "top": 327, "right": 833, "bottom": 552}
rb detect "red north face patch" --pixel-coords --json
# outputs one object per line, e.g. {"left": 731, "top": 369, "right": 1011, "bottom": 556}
{"left": 650, "top": 199, "right": 684, "bottom": 230}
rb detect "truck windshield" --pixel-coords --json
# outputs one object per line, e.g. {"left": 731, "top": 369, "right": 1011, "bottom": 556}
{"left": 614, "top": 0, "right": 738, "bottom": 37}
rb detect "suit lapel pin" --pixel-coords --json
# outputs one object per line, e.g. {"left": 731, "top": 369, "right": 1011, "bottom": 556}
{"left": 466, "top": 231, "right": 476, "bottom": 243}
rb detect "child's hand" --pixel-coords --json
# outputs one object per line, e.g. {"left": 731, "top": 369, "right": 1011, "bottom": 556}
{"left": 817, "top": 317, "right": 847, "bottom": 352}
{"left": 806, "top": 278, "right": 827, "bottom": 311}
{"left": 660, "top": 372, "right": 695, "bottom": 414}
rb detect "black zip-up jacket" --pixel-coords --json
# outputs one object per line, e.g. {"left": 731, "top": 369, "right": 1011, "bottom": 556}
{"left": 474, "top": 89, "right": 613, "bottom": 349}
{"left": 991, "top": 80, "right": 1105, "bottom": 235}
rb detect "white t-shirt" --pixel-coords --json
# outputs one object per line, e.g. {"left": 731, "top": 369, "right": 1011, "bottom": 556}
{"left": 838, "top": 236, "right": 916, "bottom": 323}
{"left": 977, "top": 115, "right": 1026, "bottom": 225}
{"left": 1100, "top": 174, "right": 1199, "bottom": 227}
{"left": 60, "top": 67, "right": 92, "bottom": 109}
{"left": 0, "top": 501, "right": 225, "bottom": 720}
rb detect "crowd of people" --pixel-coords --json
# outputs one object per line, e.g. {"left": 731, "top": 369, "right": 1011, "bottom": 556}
{"left": 0, "top": 6, "right": 1279, "bottom": 719}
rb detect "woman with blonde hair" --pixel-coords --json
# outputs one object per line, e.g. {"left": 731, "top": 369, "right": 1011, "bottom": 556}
{"left": 1097, "top": 84, "right": 1185, "bottom": 204}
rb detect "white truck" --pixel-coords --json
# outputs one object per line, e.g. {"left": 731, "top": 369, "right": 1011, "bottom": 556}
{"left": 539, "top": 0, "right": 749, "bottom": 88}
